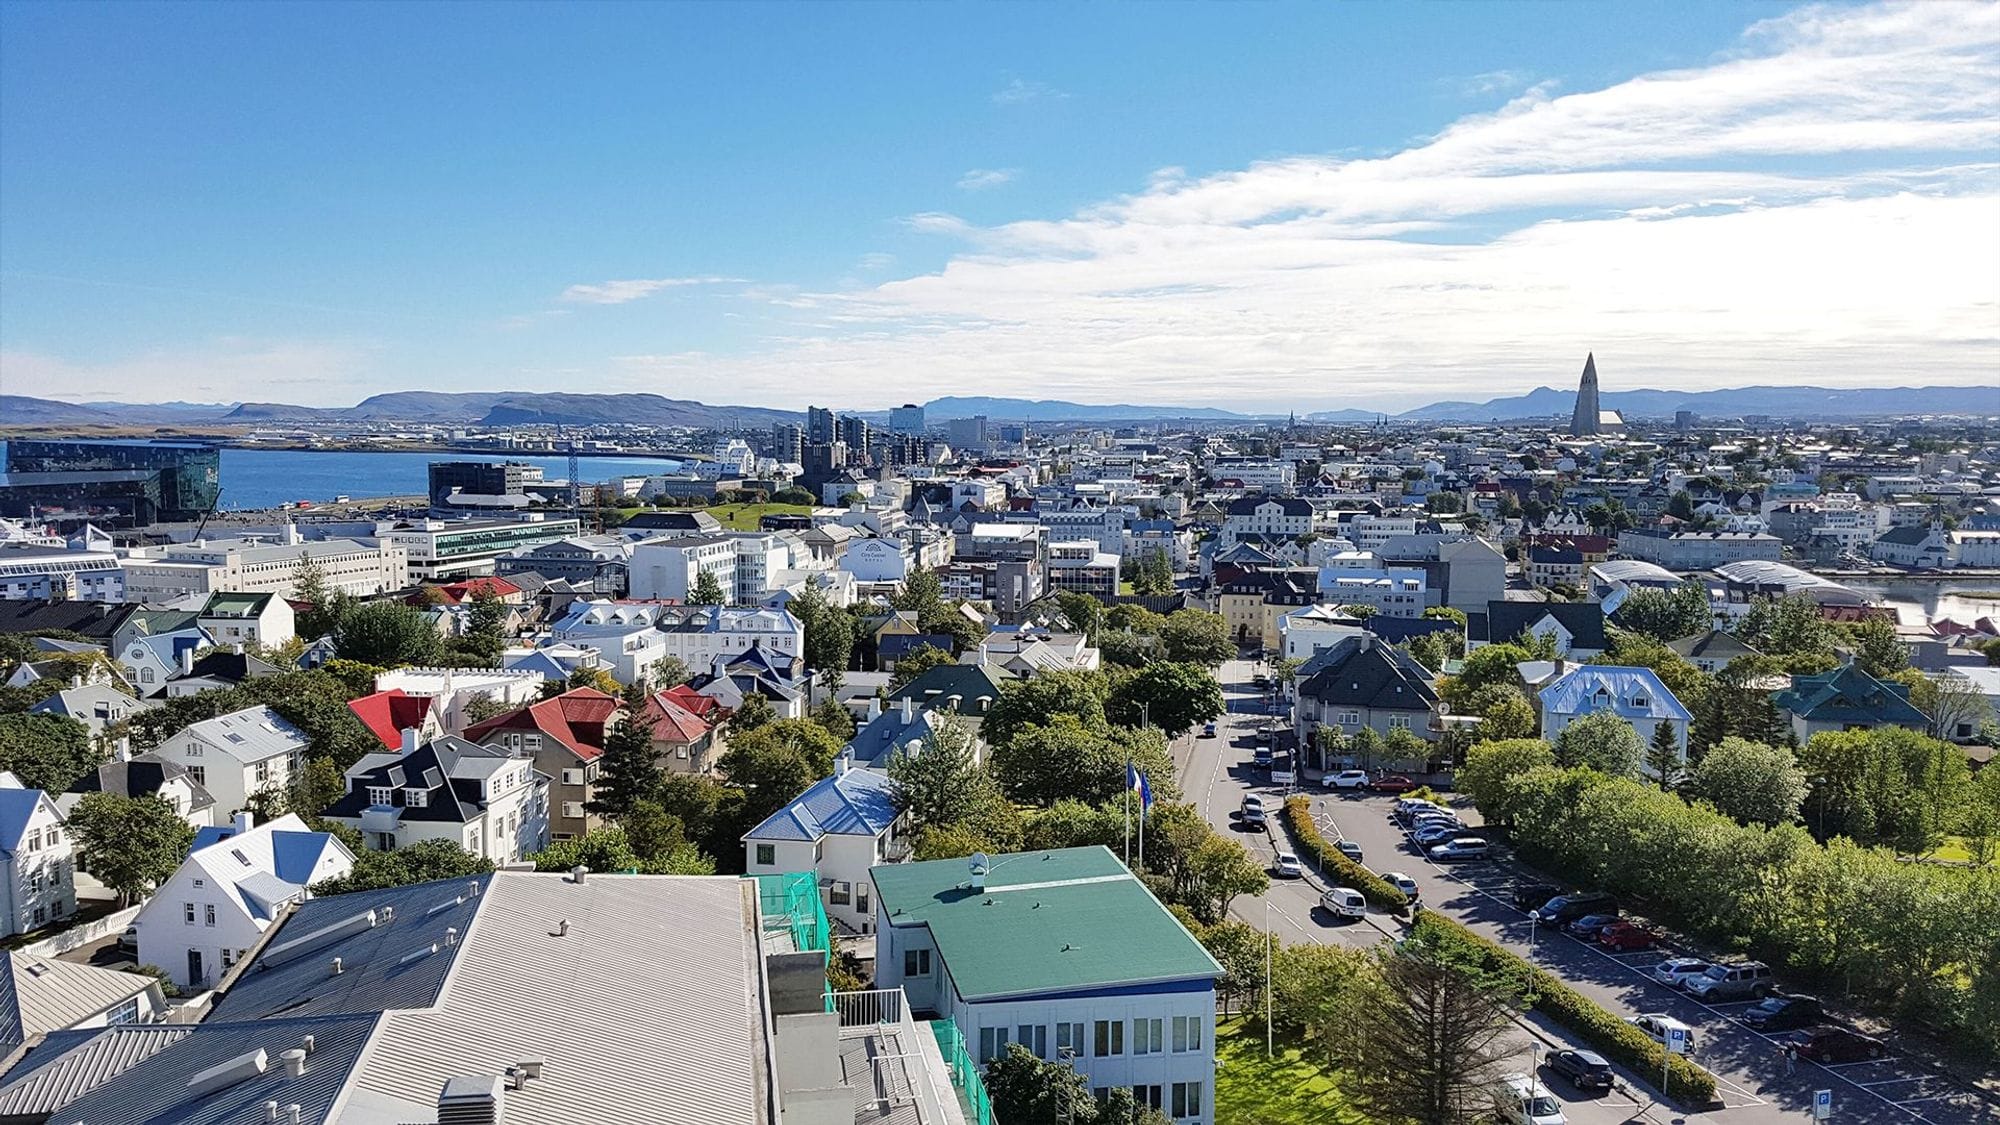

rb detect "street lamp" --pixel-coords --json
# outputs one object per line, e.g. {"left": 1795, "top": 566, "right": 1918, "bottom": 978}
{"left": 1264, "top": 900, "right": 1274, "bottom": 1060}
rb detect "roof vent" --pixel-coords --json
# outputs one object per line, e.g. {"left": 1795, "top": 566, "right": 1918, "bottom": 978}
{"left": 968, "top": 851, "right": 989, "bottom": 892}
{"left": 265, "top": 1103, "right": 281, "bottom": 1122}
{"left": 259, "top": 909, "right": 379, "bottom": 968}
{"left": 446, "top": 926, "right": 459, "bottom": 946}
{"left": 400, "top": 943, "right": 441, "bottom": 966}
{"left": 466, "top": 879, "right": 482, "bottom": 897}
{"left": 570, "top": 865, "right": 586, "bottom": 885}
{"left": 280, "top": 1048, "right": 307, "bottom": 1079}
{"left": 438, "top": 1074, "right": 506, "bottom": 1125}
{"left": 186, "top": 1048, "right": 269, "bottom": 1099}
{"left": 330, "top": 957, "right": 344, "bottom": 976}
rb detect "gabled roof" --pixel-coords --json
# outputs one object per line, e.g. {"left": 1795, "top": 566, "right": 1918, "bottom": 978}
{"left": 886, "top": 663, "right": 1004, "bottom": 716}
{"left": 326, "top": 737, "right": 526, "bottom": 825}
{"left": 1471, "top": 600, "right": 1608, "bottom": 651}
{"left": 0, "top": 788, "right": 52, "bottom": 853}
{"left": 743, "top": 766, "right": 899, "bottom": 843}
{"left": 1539, "top": 665, "right": 1691, "bottom": 721}
{"left": 0, "top": 952, "right": 156, "bottom": 1038}
{"left": 662, "top": 683, "right": 728, "bottom": 722}
{"left": 346, "top": 689, "right": 439, "bottom": 750}
{"left": 178, "top": 649, "right": 283, "bottom": 684}
{"left": 844, "top": 707, "right": 953, "bottom": 768}
{"left": 1666, "top": 629, "right": 1759, "bottom": 662}
{"left": 1296, "top": 636, "right": 1438, "bottom": 712}
{"left": 178, "top": 814, "right": 352, "bottom": 928}
{"left": 173, "top": 705, "right": 310, "bottom": 762}
{"left": 67, "top": 754, "right": 214, "bottom": 813}
{"left": 462, "top": 687, "right": 617, "bottom": 761}
{"left": 0, "top": 599, "right": 137, "bottom": 642}
{"left": 1771, "top": 663, "right": 1930, "bottom": 726}
{"left": 639, "top": 688, "right": 713, "bottom": 744}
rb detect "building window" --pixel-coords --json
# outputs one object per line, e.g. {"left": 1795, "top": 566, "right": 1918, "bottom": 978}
{"left": 562, "top": 801, "right": 585, "bottom": 819}
{"left": 754, "top": 844, "right": 774, "bottom": 867}
{"left": 1172, "top": 1015, "right": 1202, "bottom": 1053}
{"left": 1133, "top": 1017, "right": 1163, "bottom": 1055}
{"left": 561, "top": 768, "right": 584, "bottom": 786}
{"left": 1338, "top": 710, "right": 1360, "bottom": 726}
{"left": 204, "top": 905, "right": 216, "bottom": 927}
{"left": 978, "top": 1027, "right": 1004, "bottom": 1063}
{"left": 368, "top": 786, "right": 393, "bottom": 806}
{"left": 1056, "top": 1022, "right": 1083, "bottom": 1057}
{"left": 1172, "top": 1081, "right": 1203, "bottom": 1119}
{"left": 187, "top": 765, "right": 205, "bottom": 786}
{"left": 405, "top": 789, "right": 428, "bottom": 808}
{"left": 903, "top": 948, "right": 930, "bottom": 977}
{"left": 183, "top": 902, "right": 195, "bottom": 925}
{"left": 108, "top": 996, "right": 142, "bottom": 1026}
{"left": 221, "top": 948, "right": 237, "bottom": 970}
{"left": 1092, "top": 1019, "right": 1123, "bottom": 1057}
{"left": 255, "top": 760, "right": 272, "bottom": 784}
{"left": 1389, "top": 714, "right": 1412, "bottom": 730}
{"left": 23, "top": 830, "right": 38, "bottom": 852}
{"left": 1015, "top": 1024, "right": 1047, "bottom": 1059}
{"left": 45, "top": 828, "right": 59, "bottom": 847}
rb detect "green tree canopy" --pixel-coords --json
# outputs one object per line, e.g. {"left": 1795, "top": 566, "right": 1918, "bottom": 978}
{"left": 333, "top": 600, "right": 444, "bottom": 667}
{"left": 1687, "top": 737, "right": 1806, "bottom": 826}
{"left": 689, "top": 569, "right": 728, "bottom": 606}
{"left": 1457, "top": 738, "right": 1555, "bottom": 825}
{"left": 981, "top": 669, "right": 1110, "bottom": 748}
{"left": 1159, "top": 609, "right": 1234, "bottom": 666}
{"left": 0, "top": 712, "right": 99, "bottom": 793}
{"left": 717, "top": 718, "right": 843, "bottom": 823}
{"left": 67, "top": 793, "right": 192, "bottom": 904}
{"left": 1550, "top": 711, "right": 1644, "bottom": 777}
{"left": 312, "top": 839, "right": 494, "bottom": 896}
{"left": 1612, "top": 578, "right": 1714, "bottom": 642}
{"left": 1107, "top": 661, "right": 1225, "bottom": 736}
{"left": 887, "top": 644, "right": 955, "bottom": 692}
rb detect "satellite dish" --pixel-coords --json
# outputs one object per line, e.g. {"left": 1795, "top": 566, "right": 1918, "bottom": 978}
{"left": 968, "top": 852, "right": 990, "bottom": 876}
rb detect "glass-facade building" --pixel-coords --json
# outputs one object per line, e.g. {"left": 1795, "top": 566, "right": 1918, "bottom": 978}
{"left": 0, "top": 439, "right": 222, "bottom": 526}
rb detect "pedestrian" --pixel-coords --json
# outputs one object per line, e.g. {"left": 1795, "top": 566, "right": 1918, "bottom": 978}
{"left": 1782, "top": 1042, "right": 1797, "bottom": 1075}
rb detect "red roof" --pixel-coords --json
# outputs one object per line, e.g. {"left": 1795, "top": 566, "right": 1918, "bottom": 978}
{"left": 662, "top": 683, "right": 727, "bottom": 722}
{"left": 641, "top": 688, "right": 714, "bottom": 745}
{"left": 462, "top": 686, "right": 617, "bottom": 760}
{"left": 420, "top": 576, "right": 524, "bottom": 606}
{"left": 346, "top": 690, "right": 438, "bottom": 751}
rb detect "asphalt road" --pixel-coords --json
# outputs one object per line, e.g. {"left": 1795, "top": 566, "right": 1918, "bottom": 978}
{"left": 1181, "top": 656, "right": 1999, "bottom": 1125}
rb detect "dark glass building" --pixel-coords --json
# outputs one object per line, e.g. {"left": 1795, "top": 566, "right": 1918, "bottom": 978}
{"left": 0, "top": 439, "right": 221, "bottom": 526}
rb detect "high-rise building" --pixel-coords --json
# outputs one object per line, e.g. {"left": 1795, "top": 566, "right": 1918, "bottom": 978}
{"left": 1569, "top": 353, "right": 1602, "bottom": 437}
{"left": 770, "top": 422, "right": 805, "bottom": 463}
{"left": 806, "top": 405, "right": 837, "bottom": 445}
{"left": 1, "top": 439, "right": 221, "bottom": 527}
{"left": 803, "top": 441, "right": 848, "bottom": 476}
{"left": 947, "top": 415, "right": 988, "bottom": 450}
{"left": 427, "top": 461, "right": 540, "bottom": 508}
{"left": 889, "top": 403, "right": 927, "bottom": 435}
{"left": 837, "top": 415, "right": 872, "bottom": 462}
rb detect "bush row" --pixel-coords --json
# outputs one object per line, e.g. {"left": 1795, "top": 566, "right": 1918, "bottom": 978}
{"left": 1410, "top": 911, "right": 1719, "bottom": 1107}
{"left": 1282, "top": 796, "right": 1408, "bottom": 910}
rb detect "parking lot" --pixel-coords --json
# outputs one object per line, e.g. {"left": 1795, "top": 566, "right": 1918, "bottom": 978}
{"left": 1307, "top": 787, "right": 2000, "bottom": 1125}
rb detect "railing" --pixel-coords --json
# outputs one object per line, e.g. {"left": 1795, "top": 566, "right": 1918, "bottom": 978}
{"left": 929, "top": 1020, "right": 997, "bottom": 1125}
{"left": 830, "top": 988, "right": 905, "bottom": 1028}
{"left": 751, "top": 872, "right": 831, "bottom": 960}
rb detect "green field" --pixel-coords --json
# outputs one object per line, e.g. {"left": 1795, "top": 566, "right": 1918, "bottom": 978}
{"left": 1213, "top": 1019, "right": 1369, "bottom": 1125}
{"left": 1925, "top": 836, "right": 1996, "bottom": 866}
{"left": 704, "top": 502, "right": 813, "bottom": 530}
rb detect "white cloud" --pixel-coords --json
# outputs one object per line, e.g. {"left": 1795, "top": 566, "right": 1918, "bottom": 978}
{"left": 616, "top": 1, "right": 2000, "bottom": 410}
{"left": 956, "top": 168, "right": 1018, "bottom": 191}
{"left": 1452, "top": 69, "right": 1536, "bottom": 97}
{"left": 557, "top": 277, "right": 742, "bottom": 304}
{"left": 1, "top": 340, "right": 373, "bottom": 404}
{"left": 992, "top": 77, "right": 1067, "bottom": 105}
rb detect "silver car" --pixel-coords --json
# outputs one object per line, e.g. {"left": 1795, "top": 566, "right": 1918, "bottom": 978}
{"left": 1651, "top": 957, "right": 1712, "bottom": 988}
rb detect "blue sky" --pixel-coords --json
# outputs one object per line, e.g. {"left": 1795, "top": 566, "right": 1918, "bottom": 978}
{"left": 1, "top": 1, "right": 1994, "bottom": 412}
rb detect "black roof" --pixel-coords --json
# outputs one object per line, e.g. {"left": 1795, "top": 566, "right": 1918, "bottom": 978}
{"left": 887, "top": 663, "right": 1005, "bottom": 715}
{"left": 68, "top": 754, "right": 216, "bottom": 812}
{"left": 325, "top": 736, "right": 514, "bottom": 824}
{"left": 1296, "top": 637, "right": 1438, "bottom": 712}
{"left": 1468, "top": 600, "right": 1608, "bottom": 650}
{"left": 1226, "top": 496, "right": 1312, "bottom": 516}
{"left": 1364, "top": 616, "right": 1462, "bottom": 646}
{"left": 621, "top": 510, "right": 722, "bottom": 531}
{"left": 0, "top": 599, "right": 134, "bottom": 642}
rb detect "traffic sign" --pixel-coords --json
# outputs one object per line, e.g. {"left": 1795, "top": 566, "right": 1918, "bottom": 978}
{"left": 1665, "top": 1026, "right": 1690, "bottom": 1055}
{"left": 1813, "top": 1089, "right": 1833, "bottom": 1120}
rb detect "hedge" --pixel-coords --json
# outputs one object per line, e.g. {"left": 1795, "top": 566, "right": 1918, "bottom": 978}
{"left": 1282, "top": 796, "right": 1408, "bottom": 910}
{"left": 1409, "top": 911, "right": 1719, "bottom": 1107}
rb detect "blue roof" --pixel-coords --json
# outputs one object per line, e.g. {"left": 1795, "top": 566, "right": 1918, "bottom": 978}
{"left": 1771, "top": 663, "right": 1930, "bottom": 727}
{"left": 0, "top": 951, "right": 22, "bottom": 1059}
{"left": 502, "top": 648, "right": 571, "bottom": 681}
{"left": 744, "top": 767, "right": 900, "bottom": 843}
{"left": 0, "top": 789, "right": 45, "bottom": 852}
{"left": 1539, "top": 665, "right": 1691, "bottom": 722}
{"left": 207, "top": 874, "right": 492, "bottom": 1023}
{"left": 269, "top": 831, "right": 337, "bottom": 885}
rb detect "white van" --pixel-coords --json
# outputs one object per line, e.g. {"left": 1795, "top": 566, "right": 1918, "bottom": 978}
{"left": 1319, "top": 887, "right": 1366, "bottom": 920}
{"left": 1493, "top": 1073, "right": 1567, "bottom": 1125}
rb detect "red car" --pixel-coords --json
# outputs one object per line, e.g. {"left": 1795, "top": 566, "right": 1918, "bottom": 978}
{"left": 1597, "top": 921, "right": 1659, "bottom": 951}
{"left": 1369, "top": 775, "right": 1418, "bottom": 794}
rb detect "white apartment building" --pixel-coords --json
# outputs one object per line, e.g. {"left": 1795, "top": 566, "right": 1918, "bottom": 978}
{"left": 119, "top": 535, "right": 408, "bottom": 602}
{"left": 371, "top": 666, "right": 546, "bottom": 734}
{"left": 546, "top": 600, "right": 804, "bottom": 684}
{"left": 376, "top": 516, "right": 581, "bottom": 581}
{"left": 149, "top": 704, "right": 311, "bottom": 820}
{"left": 1219, "top": 498, "right": 1311, "bottom": 546}
{"left": 0, "top": 543, "right": 125, "bottom": 601}
{"left": 1319, "top": 566, "right": 1428, "bottom": 617}
{"left": 627, "top": 535, "right": 738, "bottom": 603}
{"left": 838, "top": 537, "right": 913, "bottom": 583}
{"left": 1038, "top": 509, "right": 1125, "bottom": 555}
{"left": 1345, "top": 514, "right": 1420, "bottom": 552}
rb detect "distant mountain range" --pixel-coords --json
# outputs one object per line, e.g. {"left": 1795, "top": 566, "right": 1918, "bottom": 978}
{"left": 5, "top": 382, "right": 1993, "bottom": 431}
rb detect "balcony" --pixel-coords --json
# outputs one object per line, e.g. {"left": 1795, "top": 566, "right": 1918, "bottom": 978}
{"left": 358, "top": 805, "right": 403, "bottom": 834}
{"left": 818, "top": 989, "right": 974, "bottom": 1125}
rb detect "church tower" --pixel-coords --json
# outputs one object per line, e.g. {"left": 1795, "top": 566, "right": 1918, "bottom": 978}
{"left": 1570, "top": 353, "right": 1601, "bottom": 437}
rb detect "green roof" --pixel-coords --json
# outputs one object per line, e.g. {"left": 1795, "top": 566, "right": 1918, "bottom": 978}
{"left": 871, "top": 846, "right": 1221, "bottom": 1002}
{"left": 202, "top": 592, "right": 274, "bottom": 617}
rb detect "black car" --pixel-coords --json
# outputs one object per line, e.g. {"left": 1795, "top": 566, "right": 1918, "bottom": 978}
{"left": 1544, "top": 1048, "right": 1614, "bottom": 1092}
{"left": 1511, "top": 883, "right": 1559, "bottom": 913}
{"left": 1741, "top": 994, "right": 1823, "bottom": 1031}
{"left": 1533, "top": 891, "right": 1616, "bottom": 925}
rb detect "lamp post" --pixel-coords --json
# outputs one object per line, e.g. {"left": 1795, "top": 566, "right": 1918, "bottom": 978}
{"left": 1264, "top": 900, "right": 1274, "bottom": 1060}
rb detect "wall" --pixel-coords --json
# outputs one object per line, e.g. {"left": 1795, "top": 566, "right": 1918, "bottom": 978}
{"left": 15, "top": 903, "right": 142, "bottom": 959}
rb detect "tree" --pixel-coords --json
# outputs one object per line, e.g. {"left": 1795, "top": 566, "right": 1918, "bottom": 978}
{"left": 990, "top": 716, "right": 1177, "bottom": 808}
{"left": 452, "top": 588, "right": 509, "bottom": 666}
{"left": 1797, "top": 726, "right": 1970, "bottom": 854}
{"left": 1613, "top": 578, "right": 1714, "bottom": 642}
{"left": 1550, "top": 711, "right": 1644, "bottom": 777}
{"left": 291, "top": 557, "right": 341, "bottom": 640}
{"left": 718, "top": 718, "right": 842, "bottom": 822}
{"left": 1646, "top": 720, "right": 1685, "bottom": 790}
{"left": 1054, "top": 592, "right": 1105, "bottom": 642}
{"left": 1098, "top": 629, "right": 1164, "bottom": 669}
{"left": 981, "top": 669, "right": 1110, "bottom": 749}
{"left": 1956, "top": 766, "right": 2000, "bottom": 866}
{"left": 1474, "top": 693, "right": 1537, "bottom": 743}
{"left": 589, "top": 701, "right": 663, "bottom": 819}
{"left": 887, "top": 644, "right": 954, "bottom": 692}
{"left": 790, "top": 583, "right": 852, "bottom": 687}
{"left": 885, "top": 716, "right": 995, "bottom": 832}
{"left": 1107, "top": 661, "right": 1224, "bottom": 736}
{"left": 312, "top": 839, "right": 494, "bottom": 896}
{"left": 1159, "top": 609, "right": 1234, "bottom": 666}
{"left": 1106, "top": 603, "right": 1166, "bottom": 635}
{"left": 1457, "top": 739, "right": 1554, "bottom": 825}
{"left": 1907, "top": 670, "right": 1989, "bottom": 742}
{"left": 333, "top": 600, "right": 444, "bottom": 667}
{"left": 1687, "top": 737, "right": 1806, "bottom": 827}
{"left": 1132, "top": 547, "right": 1176, "bottom": 597}
{"left": 66, "top": 793, "right": 192, "bottom": 904}
{"left": 650, "top": 655, "right": 693, "bottom": 690}
{"left": 727, "top": 691, "right": 776, "bottom": 734}
{"left": 1736, "top": 594, "right": 1836, "bottom": 668}
{"left": 0, "top": 712, "right": 99, "bottom": 793}
{"left": 809, "top": 699, "right": 856, "bottom": 742}
{"left": 1439, "top": 643, "right": 1533, "bottom": 711}
{"left": 689, "top": 569, "right": 728, "bottom": 606}
{"left": 1182, "top": 833, "right": 1269, "bottom": 922}
{"left": 1848, "top": 616, "right": 1911, "bottom": 679}
{"left": 1351, "top": 942, "right": 1521, "bottom": 1125}
{"left": 981, "top": 1045, "right": 1096, "bottom": 1125}
{"left": 529, "top": 827, "right": 639, "bottom": 873}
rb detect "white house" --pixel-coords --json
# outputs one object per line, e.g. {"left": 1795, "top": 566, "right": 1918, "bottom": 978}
{"left": 115, "top": 626, "right": 210, "bottom": 696}
{"left": 195, "top": 591, "right": 297, "bottom": 649}
{"left": 149, "top": 704, "right": 311, "bottom": 820}
{"left": 371, "top": 665, "right": 546, "bottom": 735}
{"left": 742, "top": 759, "right": 909, "bottom": 934}
{"left": 323, "top": 734, "right": 548, "bottom": 863}
{"left": 1537, "top": 665, "right": 1691, "bottom": 773}
{"left": 0, "top": 952, "right": 167, "bottom": 1031}
{"left": 1276, "top": 605, "right": 1367, "bottom": 661}
{"left": 546, "top": 599, "right": 804, "bottom": 684}
{"left": 0, "top": 780, "right": 76, "bottom": 937}
{"left": 133, "top": 811, "right": 354, "bottom": 990}
{"left": 626, "top": 535, "right": 739, "bottom": 603}
{"left": 874, "top": 847, "right": 1222, "bottom": 1123}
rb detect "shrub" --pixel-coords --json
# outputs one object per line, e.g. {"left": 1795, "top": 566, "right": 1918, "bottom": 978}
{"left": 1283, "top": 797, "right": 1407, "bottom": 910}
{"left": 1410, "top": 912, "right": 1718, "bottom": 1106}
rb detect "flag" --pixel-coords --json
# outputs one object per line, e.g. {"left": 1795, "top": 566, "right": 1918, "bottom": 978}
{"left": 1127, "top": 762, "right": 1141, "bottom": 796}
{"left": 1137, "top": 769, "right": 1153, "bottom": 812}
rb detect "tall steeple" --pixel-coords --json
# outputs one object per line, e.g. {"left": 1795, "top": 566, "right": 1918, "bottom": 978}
{"left": 1569, "top": 352, "right": 1601, "bottom": 437}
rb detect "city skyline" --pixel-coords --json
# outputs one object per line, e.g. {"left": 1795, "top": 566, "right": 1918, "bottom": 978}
{"left": 2, "top": 1, "right": 1996, "bottom": 411}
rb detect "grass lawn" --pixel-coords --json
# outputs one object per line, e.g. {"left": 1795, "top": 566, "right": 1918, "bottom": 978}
{"left": 1924, "top": 836, "right": 1995, "bottom": 866}
{"left": 1213, "top": 1018, "right": 1370, "bottom": 1125}
{"left": 705, "top": 502, "right": 813, "bottom": 530}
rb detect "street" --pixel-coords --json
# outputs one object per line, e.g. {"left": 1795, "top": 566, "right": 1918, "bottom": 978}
{"left": 1178, "top": 656, "right": 1999, "bottom": 1125}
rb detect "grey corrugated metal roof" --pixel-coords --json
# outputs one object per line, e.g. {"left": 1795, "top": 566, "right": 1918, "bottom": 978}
{"left": 5, "top": 953, "right": 155, "bottom": 1037}
{"left": 350, "top": 872, "right": 766, "bottom": 1125}
{"left": 0, "top": 1026, "right": 193, "bottom": 1117}
{"left": 207, "top": 874, "right": 490, "bottom": 1024}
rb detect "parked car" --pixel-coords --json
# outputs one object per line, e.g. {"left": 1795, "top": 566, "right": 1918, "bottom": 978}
{"left": 1370, "top": 775, "right": 1419, "bottom": 794}
{"left": 1512, "top": 883, "right": 1560, "bottom": 913}
{"left": 1393, "top": 798, "right": 1437, "bottom": 822}
{"left": 1564, "top": 912, "right": 1623, "bottom": 939}
{"left": 1336, "top": 839, "right": 1363, "bottom": 862}
{"left": 1385, "top": 871, "right": 1420, "bottom": 900}
{"left": 1626, "top": 1014, "right": 1697, "bottom": 1052}
{"left": 1650, "top": 957, "right": 1713, "bottom": 989}
{"left": 1741, "top": 994, "right": 1823, "bottom": 1032}
{"left": 1412, "top": 824, "right": 1462, "bottom": 848}
{"left": 1409, "top": 809, "right": 1463, "bottom": 829}
{"left": 1319, "top": 887, "right": 1366, "bottom": 920}
{"left": 1796, "top": 1028, "right": 1886, "bottom": 1064}
{"left": 1492, "top": 1073, "right": 1567, "bottom": 1125}
{"left": 1252, "top": 747, "right": 1274, "bottom": 767}
{"left": 116, "top": 926, "right": 140, "bottom": 956}
{"left": 1240, "top": 795, "right": 1268, "bottom": 825}
{"left": 1273, "top": 851, "right": 1304, "bottom": 878}
{"left": 1683, "top": 960, "right": 1775, "bottom": 1001}
{"left": 1597, "top": 921, "right": 1658, "bottom": 951}
{"left": 1326, "top": 769, "right": 1371, "bottom": 790}
{"left": 1429, "top": 838, "right": 1490, "bottom": 861}
{"left": 1544, "top": 1049, "right": 1614, "bottom": 1092}
{"left": 1533, "top": 891, "right": 1616, "bottom": 926}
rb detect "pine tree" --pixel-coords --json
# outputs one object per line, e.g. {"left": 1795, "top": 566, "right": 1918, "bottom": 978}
{"left": 1688, "top": 690, "right": 1728, "bottom": 764}
{"left": 589, "top": 685, "right": 663, "bottom": 818}
{"left": 689, "top": 569, "right": 728, "bottom": 606}
{"left": 1646, "top": 721, "right": 1684, "bottom": 790}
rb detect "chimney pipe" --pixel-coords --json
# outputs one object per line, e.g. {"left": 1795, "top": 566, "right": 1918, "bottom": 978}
{"left": 232, "top": 642, "right": 245, "bottom": 655}
{"left": 302, "top": 1034, "right": 316, "bottom": 1055}
{"left": 266, "top": 1103, "right": 280, "bottom": 1122}
{"left": 400, "top": 727, "right": 419, "bottom": 755}
{"left": 571, "top": 865, "right": 586, "bottom": 885}
{"left": 181, "top": 645, "right": 196, "bottom": 676}
{"left": 280, "top": 1049, "right": 307, "bottom": 1079}
{"left": 288, "top": 1107, "right": 302, "bottom": 1125}
{"left": 896, "top": 696, "right": 913, "bottom": 722}
{"left": 445, "top": 926, "right": 458, "bottom": 946}
{"left": 329, "top": 957, "right": 343, "bottom": 976}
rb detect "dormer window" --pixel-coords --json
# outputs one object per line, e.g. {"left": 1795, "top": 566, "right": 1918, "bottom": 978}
{"left": 1631, "top": 695, "right": 1649, "bottom": 709}
{"left": 405, "top": 788, "right": 428, "bottom": 808}
{"left": 368, "top": 786, "right": 394, "bottom": 807}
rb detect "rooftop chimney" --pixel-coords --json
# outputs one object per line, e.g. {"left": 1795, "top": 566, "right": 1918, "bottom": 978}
{"left": 280, "top": 1049, "right": 307, "bottom": 1079}
{"left": 180, "top": 646, "right": 196, "bottom": 676}
{"left": 234, "top": 811, "right": 254, "bottom": 835}
{"left": 329, "top": 957, "right": 343, "bottom": 976}
{"left": 438, "top": 1075, "right": 505, "bottom": 1125}
{"left": 570, "top": 865, "right": 587, "bottom": 885}
{"left": 400, "top": 727, "right": 420, "bottom": 755}
{"left": 834, "top": 754, "right": 850, "bottom": 778}
{"left": 896, "top": 696, "right": 913, "bottom": 722}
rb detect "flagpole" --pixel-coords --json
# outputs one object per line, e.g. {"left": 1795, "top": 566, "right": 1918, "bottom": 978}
{"left": 1123, "top": 759, "right": 1132, "bottom": 867}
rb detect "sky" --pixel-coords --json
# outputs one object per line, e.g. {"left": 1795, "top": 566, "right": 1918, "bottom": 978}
{"left": 0, "top": 1, "right": 1995, "bottom": 414}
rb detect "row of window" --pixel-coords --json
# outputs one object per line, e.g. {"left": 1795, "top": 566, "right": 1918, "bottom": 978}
{"left": 1101, "top": 1083, "right": 1203, "bottom": 1120}
{"left": 977, "top": 1016, "right": 1204, "bottom": 1063}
